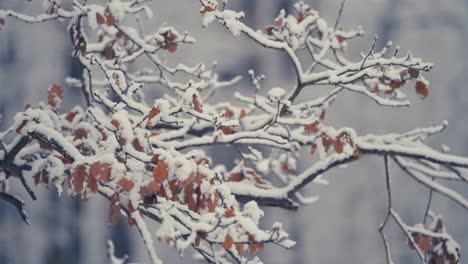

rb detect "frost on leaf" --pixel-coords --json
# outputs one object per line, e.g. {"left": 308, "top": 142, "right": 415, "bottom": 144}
{"left": 48, "top": 84, "right": 64, "bottom": 108}
{"left": 153, "top": 160, "right": 168, "bottom": 183}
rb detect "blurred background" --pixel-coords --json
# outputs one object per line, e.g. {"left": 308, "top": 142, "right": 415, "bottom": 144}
{"left": 0, "top": 0, "right": 467, "bottom": 263}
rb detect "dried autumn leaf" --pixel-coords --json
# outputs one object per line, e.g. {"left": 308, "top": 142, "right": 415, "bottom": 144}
{"left": 132, "top": 139, "right": 145, "bottom": 152}
{"left": 148, "top": 107, "right": 161, "bottom": 120}
{"left": 192, "top": 95, "right": 203, "bottom": 113}
{"left": 224, "top": 107, "right": 234, "bottom": 118}
{"left": 87, "top": 174, "right": 99, "bottom": 193}
{"left": 417, "top": 235, "right": 431, "bottom": 252}
{"left": 153, "top": 160, "right": 168, "bottom": 183}
{"left": 200, "top": 6, "right": 215, "bottom": 14}
{"left": 304, "top": 121, "right": 319, "bottom": 133}
{"left": 65, "top": 112, "right": 77, "bottom": 123}
{"left": 74, "top": 128, "right": 88, "bottom": 141}
{"left": 310, "top": 143, "right": 317, "bottom": 155}
{"left": 224, "top": 208, "right": 235, "bottom": 218}
{"left": 48, "top": 84, "right": 64, "bottom": 108}
{"left": 336, "top": 35, "right": 344, "bottom": 43}
{"left": 249, "top": 243, "right": 264, "bottom": 254}
{"left": 333, "top": 139, "right": 344, "bottom": 154}
{"left": 223, "top": 234, "right": 234, "bottom": 250}
{"left": 106, "top": 14, "right": 115, "bottom": 26}
{"left": 194, "top": 235, "right": 201, "bottom": 247}
{"left": 109, "top": 193, "right": 120, "bottom": 226}
{"left": 415, "top": 81, "right": 429, "bottom": 98}
{"left": 117, "top": 178, "right": 135, "bottom": 192}
{"left": 111, "top": 119, "right": 120, "bottom": 127}
{"left": 236, "top": 243, "right": 245, "bottom": 256}
{"left": 96, "top": 13, "right": 105, "bottom": 24}
{"left": 239, "top": 108, "right": 246, "bottom": 119}
{"left": 89, "top": 162, "right": 111, "bottom": 182}
{"left": 70, "top": 165, "right": 87, "bottom": 194}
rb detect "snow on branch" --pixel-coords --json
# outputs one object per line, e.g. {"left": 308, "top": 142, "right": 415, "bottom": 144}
{"left": 0, "top": 0, "right": 465, "bottom": 263}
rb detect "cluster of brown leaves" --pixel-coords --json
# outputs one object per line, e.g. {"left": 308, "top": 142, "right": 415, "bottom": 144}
{"left": 159, "top": 29, "right": 179, "bottom": 53}
{"left": 371, "top": 68, "right": 429, "bottom": 99}
{"left": 408, "top": 218, "right": 461, "bottom": 264}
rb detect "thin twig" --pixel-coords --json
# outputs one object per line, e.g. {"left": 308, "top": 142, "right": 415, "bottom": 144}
{"left": 0, "top": 192, "right": 30, "bottom": 225}
{"left": 334, "top": 0, "right": 346, "bottom": 31}
{"left": 360, "top": 34, "right": 378, "bottom": 70}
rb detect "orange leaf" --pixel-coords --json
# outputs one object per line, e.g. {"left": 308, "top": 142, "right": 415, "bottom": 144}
{"left": 415, "top": 81, "right": 429, "bottom": 98}
{"left": 223, "top": 234, "right": 234, "bottom": 250}
{"left": 48, "top": 84, "right": 63, "bottom": 108}
{"left": 153, "top": 160, "right": 168, "bottom": 183}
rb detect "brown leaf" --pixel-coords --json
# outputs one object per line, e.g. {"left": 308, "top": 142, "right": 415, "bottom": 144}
{"left": 132, "top": 139, "right": 145, "bottom": 152}
{"left": 70, "top": 165, "right": 87, "bottom": 194}
{"left": 89, "top": 162, "right": 111, "bottom": 182}
{"left": 65, "top": 112, "right": 77, "bottom": 123}
{"left": 87, "top": 174, "right": 99, "bottom": 193}
{"left": 74, "top": 128, "right": 88, "bottom": 141}
{"left": 111, "top": 119, "right": 120, "bottom": 127}
{"left": 333, "top": 139, "right": 343, "bottom": 154}
{"left": 48, "top": 84, "right": 64, "bottom": 108}
{"left": 249, "top": 243, "right": 264, "bottom": 254}
{"left": 153, "top": 160, "right": 168, "bottom": 183}
{"left": 224, "top": 208, "right": 235, "bottom": 218}
{"left": 223, "top": 234, "right": 234, "bottom": 250}
{"left": 106, "top": 14, "right": 115, "bottom": 26}
{"left": 194, "top": 235, "right": 201, "bottom": 247}
{"left": 417, "top": 235, "right": 431, "bottom": 252}
{"left": 140, "top": 180, "right": 160, "bottom": 198}
{"left": 304, "top": 121, "right": 319, "bottom": 133}
{"left": 239, "top": 109, "right": 246, "bottom": 119}
{"left": 96, "top": 13, "right": 105, "bottom": 24}
{"left": 109, "top": 192, "right": 120, "bottom": 226}
{"left": 148, "top": 107, "right": 161, "bottom": 123}
{"left": 310, "top": 143, "right": 317, "bottom": 155}
{"left": 117, "top": 178, "right": 135, "bottom": 192}
{"left": 224, "top": 107, "right": 234, "bottom": 118}
{"left": 415, "top": 81, "right": 429, "bottom": 98}
{"left": 236, "top": 243, "right": 245, "bottom": 256}
{"left": 200, "top": 6, "right": 215, "bottom": 14}
{"left": 192, "top": 95, "right": 203, "bottom": 113}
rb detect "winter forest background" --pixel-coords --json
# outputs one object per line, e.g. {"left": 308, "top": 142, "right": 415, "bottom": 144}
{"left": 0, "top": 0, "right": 467, "bottom": 263}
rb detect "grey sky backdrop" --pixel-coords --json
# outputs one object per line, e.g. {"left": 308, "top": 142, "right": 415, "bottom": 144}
{"left": 0, "top": 0, "right": 467, "bottom": 263}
